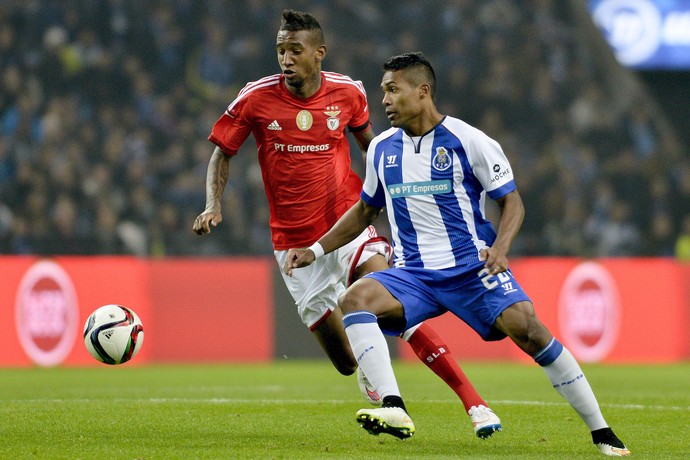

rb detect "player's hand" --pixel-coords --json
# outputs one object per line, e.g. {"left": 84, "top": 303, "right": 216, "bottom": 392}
{"left": 479, "top": 247, "right": 509, "bottom": 275}
{"left": 193, "top": 209, "right": 222, "bottom": 235}
{"left": 283, "top": 248, "right": 316, "bottom": 277}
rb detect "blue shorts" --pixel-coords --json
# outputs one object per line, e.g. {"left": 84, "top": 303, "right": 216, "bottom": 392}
{"left": 365, "top": 261, "right": 531, "bottom": 340}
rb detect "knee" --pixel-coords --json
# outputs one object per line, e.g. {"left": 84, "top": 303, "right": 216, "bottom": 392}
{"left": 499, "top": 302, "right": 552, "bottom": 355}
{"left": 339, "top": 278, "right": 395, "bottom": 321}
{"left": 338, "top": 286, "right": 364, "bottom": 314}
{"left": 525, "top": 320, "right": 552, "bottom": 356}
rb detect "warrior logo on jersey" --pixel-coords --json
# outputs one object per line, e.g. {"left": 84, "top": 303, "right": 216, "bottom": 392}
{"left": 432, "top": 147, "right": 452, "bottom": 171}
{"left": 324, "top": 106, "right": 341, "bottom": 131}
{"left": 296, "top": 110, "right": 313, "bottom": 131}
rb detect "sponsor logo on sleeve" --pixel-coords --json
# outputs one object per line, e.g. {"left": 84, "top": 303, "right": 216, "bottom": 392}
{"left": 490, "top": 164, "right": 511, "bottom": 183}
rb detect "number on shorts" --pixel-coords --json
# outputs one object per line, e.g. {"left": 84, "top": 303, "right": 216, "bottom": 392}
{"left": 478, "top": 268, "right": 510, "bottom": 290}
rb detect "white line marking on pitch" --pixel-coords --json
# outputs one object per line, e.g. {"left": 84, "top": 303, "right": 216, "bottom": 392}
{"left": 6, "top": 398, "right": 689, "bottom": 411}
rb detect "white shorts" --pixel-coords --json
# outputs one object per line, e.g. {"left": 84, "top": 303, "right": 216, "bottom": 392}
{"left": 274, "top": 226, "right": 390, "bottom": 331}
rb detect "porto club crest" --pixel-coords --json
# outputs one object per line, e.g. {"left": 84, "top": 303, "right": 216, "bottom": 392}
{"left": 432, "top": 146, "right": 452, "bottom": 171}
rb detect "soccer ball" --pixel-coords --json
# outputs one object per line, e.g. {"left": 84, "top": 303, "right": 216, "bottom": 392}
{"left": 83, "top": 304, "right": 144, "bottom": 365}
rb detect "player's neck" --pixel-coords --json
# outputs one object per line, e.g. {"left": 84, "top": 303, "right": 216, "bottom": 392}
{"left": 404, "top": 108, "right": 444, "bottom": 136}
{"left": 285, "top": 72, "right": 322, "bottom": 99}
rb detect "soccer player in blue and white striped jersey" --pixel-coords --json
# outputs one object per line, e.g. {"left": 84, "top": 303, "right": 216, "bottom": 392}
{"left": 284, "top": 52, "right": 629, "bottom": 456}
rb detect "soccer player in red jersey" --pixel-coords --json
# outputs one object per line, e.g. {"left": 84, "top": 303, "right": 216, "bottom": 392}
{"left": 193, "top": 9, "right": 500, "bottom": 437}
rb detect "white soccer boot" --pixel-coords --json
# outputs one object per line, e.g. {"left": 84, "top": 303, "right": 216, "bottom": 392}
{"left": 355, "top": 407, "right": 415, "bottom": 440}
{"left": 468, "top": 404, "right": 502, "bottom": 439}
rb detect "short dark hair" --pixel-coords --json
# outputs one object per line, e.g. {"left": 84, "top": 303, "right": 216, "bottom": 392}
{"left": 279, "top": 10, "right": 324, "bottom": 45}
{"left": 383, "top": 52, "right": 436, "bottom": 97}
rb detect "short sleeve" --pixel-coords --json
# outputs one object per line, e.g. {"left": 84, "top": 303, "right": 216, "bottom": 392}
{"left": 347, "top": 81, "right": 370, "bottom": 131}
{"left": 360, "top": 140, "right": 386, "bottom": 207}
{"left": 207, "top": 96, "right": 253, "bottom": 156}
{"left": 467, "top": 131, "right": 516, "bottom": 200}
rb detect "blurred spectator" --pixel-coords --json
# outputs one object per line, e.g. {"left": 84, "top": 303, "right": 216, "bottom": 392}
{"left": 585, "top": 198, "right": 641, "bottom": 257}
{"left": 675, "top": 215, "right": 690, "bottom": 262}
{"left": 647, "top": 210, "right": 676, "bottom": 257}
{"left": 0, "top": 0, "right": 685, "bottom": 257}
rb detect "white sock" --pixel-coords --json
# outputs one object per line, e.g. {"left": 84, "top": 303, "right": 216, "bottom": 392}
{"left": 343, "top": 311, "right": 400, "bottom": 398}
{"left": 540, "top": 345, "right": 608, "bottom": 431}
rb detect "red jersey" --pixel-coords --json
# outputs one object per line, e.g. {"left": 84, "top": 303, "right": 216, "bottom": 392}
{"left": 209, "top": 72, "right": 370, "bottom": 250}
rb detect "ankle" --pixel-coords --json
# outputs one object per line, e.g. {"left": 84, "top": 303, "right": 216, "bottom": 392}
{"left": 382, "top": 395, "right": 407, "bottom": 413}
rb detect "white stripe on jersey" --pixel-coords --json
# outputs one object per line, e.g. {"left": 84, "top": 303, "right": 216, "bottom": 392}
{"left": 323, "top": 71, "right": 367, "bottom": 97}
{"left": 226, "top": 72, "right": 366, "bottom": 116}
{"left": 226, "top": 74, "right": 281, "bottom": 114}
{"left": 238, "top": 74, "right": 280, "bottom": 97}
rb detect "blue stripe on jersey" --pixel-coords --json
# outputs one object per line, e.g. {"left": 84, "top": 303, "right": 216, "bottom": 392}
{"left": 454, "top": 143, "right": 498, "bottom": 251}
{"left": 383, "top": 132, "right": 422, "bottom": 267}
{"left": 435, "top": 125, "right": 498, "bottom": 260}
{"left": 430, "top": 127, "right": 468, "bottom": 265}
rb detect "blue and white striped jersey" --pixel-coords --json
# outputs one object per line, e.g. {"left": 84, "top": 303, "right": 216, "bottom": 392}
{"left": 361, "top": 116, "right": 516, "bottom": 269}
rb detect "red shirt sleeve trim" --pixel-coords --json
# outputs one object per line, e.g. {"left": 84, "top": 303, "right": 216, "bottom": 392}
{"left": 207, "top": 133, "right": 238, "bottom": 157}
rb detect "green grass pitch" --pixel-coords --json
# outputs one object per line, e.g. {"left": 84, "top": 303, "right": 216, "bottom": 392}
{"left": 1, "top": 361, "right": 688, "bottom": 459}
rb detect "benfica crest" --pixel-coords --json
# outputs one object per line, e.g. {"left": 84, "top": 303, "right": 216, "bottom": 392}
{"left": 324, "top": 106, "right": 341, "bottom": 131}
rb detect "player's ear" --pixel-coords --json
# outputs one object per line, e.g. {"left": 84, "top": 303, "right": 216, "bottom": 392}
{"left": 419, "top": 83, "right": 431, "bottom": 99}
{"left": 315, "top": 44, "right": 327, "bottom": 62}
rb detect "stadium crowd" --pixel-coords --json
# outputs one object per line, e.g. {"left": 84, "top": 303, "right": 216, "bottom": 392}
{"left": 0, "top": 0, "right": 688, "bottom": 258}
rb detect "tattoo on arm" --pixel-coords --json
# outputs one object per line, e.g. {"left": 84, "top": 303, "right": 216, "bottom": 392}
{"left": 206, "top": 149, "right": 230, "bottom": 209}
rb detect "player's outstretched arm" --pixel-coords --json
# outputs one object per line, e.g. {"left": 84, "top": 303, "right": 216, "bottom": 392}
{"left": 284, "top": 199, "right": 382, "bottom": 277}
{"left": 193, "top": 147, "right": 230, "bottom": 235}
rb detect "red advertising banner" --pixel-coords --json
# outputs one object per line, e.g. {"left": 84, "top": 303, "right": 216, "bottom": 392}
{"left": 3, "top": 257, "right": 151, "bottom": 366}
{"left": 2, "top": 257, "right": 273, "bottom": 367}
{"left": 399, "top": 258, "right": 690, "bottom": 363}
{"left": 147, "top": 258, "right": 273, "bottom": 363}
{"left": 2, "top": 257, "right": 687, "bottom": 366}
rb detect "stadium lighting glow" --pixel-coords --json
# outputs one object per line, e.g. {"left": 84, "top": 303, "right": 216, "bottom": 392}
{"left": 589, "top": 0, "right": 690, "bottom": 69}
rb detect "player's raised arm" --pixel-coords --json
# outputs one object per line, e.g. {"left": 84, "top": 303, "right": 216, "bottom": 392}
{"left": 283, "top": 199, "right": 382, "bottom": 276}
{"left": 193, "top": 147, "right": 230, "bottom": 235}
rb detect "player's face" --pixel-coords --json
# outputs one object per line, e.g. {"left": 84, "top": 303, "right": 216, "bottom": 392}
{"left": 380, "top": 70, "right": 424, "bottom": 130}
{"left": 276, "top": 30, "right": 325, "bottom": 93}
